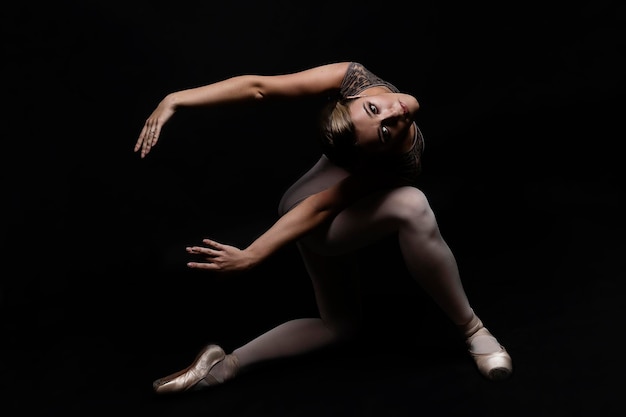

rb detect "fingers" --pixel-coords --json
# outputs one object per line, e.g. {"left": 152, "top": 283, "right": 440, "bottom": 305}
{"left": 202, "top": 238, "right": 222, "bottom": 249}
{"left": 185, "top": 239, "right": 232, "bottom": 271}
{"left": 143, "top": 125, "right": 158, "bottom": 157}
{"left": 187, "top": 261, "right": 219, "bottom": 270}
{"left": 186, "top": 241, "right": 223, "bottom": 255}
{"left": 134, "top": 122, "right": 160, "bottom": 158}
{"left": 186, "top": 239, "right": 223, "bottom": 253}
{"left": 186, "top": 247, "right": 219, "bottom": 270}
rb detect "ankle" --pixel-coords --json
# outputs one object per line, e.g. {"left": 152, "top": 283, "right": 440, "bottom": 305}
{"left": 458, "top": 311, "right": 483, "bottom": 339}
{"left": 209, "top": 354, "right": 240, "bottom": 383}
{"left": 459, "top": 313, "right": 504, "bottom": 355}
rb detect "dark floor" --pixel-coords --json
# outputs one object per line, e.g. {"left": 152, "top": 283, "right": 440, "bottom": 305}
{"left": 3, "top": 2, "right": 625, "bottom": 416}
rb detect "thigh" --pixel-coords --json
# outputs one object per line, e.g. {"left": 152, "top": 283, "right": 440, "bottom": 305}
{"left": 297, "top": 242, "right": 363, "bottom": 333}
{"left": 302, "top": 186, "right": 429, "bottom": 256}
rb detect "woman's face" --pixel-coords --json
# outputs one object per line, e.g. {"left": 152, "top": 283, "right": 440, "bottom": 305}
{"left": 348, "top": 92, "right": 419, "bottom": 152}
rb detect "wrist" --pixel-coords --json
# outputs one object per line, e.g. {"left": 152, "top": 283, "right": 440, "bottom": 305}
{"left": 164, "top": 92, "right": 182, "bottom": 110}
{"left": 244, "top": 245, "right": 267, "bottom": 268}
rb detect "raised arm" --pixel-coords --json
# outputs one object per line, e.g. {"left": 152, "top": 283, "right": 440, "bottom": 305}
{"left": 134, "top": 62, "right": 351, "bottom": 158}
{"left": 186, "top": 170, "right": 398, "bottom": 272}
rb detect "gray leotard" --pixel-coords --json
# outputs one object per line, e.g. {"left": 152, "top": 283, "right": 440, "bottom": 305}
{"left": 278, "top": 62, "right": 425, "bottom": 216}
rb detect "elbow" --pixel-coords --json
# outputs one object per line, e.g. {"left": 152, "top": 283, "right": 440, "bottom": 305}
{"left": 253, "top": 89, "right": 265, "bottom": 101}
{"left": 231, "top": 75, "right": 267, "bottom": 102}
{"left": 306, "top": 196, "right": 338, "bottom": 222}
{"left": 244, "top": 76, "right": 268, "bottom": 101}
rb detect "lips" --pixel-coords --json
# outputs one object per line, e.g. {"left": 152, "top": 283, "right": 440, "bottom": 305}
{"left": 400, "top": 101, "right": 411, "bottom": 121}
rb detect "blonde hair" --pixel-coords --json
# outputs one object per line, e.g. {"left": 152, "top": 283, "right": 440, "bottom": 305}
{"left": 318, "top": 98, "right": 359, "bottom": 165}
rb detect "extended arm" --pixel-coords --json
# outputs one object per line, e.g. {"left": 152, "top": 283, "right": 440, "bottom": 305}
{"left": 134, "top": 62, "right": 351, "bottom": 158}
{"left": 186, "top": 170, "right": 397, "bottom": 272}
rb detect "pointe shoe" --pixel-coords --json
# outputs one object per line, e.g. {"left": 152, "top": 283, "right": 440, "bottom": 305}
{"left": 195, "top": 353, "right": 240, "bottom": 388}
{"left": 462, "top": 315, "right": 513, "bottom": 381}
{"left": 153, "top": 344, "right": 226, "bottom": 394}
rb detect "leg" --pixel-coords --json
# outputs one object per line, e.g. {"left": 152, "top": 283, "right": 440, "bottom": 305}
{"left": 199, "top": 248, "right": 363, "bottom": 386}
{"left": 207, "top": 185, "right": 511, "bottom": 384}
{"left": 153, "top": 170, "right": 510, "bottom": 393}
{"left": 300, "top": 186, "right": 473, "bottom": 325}
{"left": 154, "top": 248, "right": 363, "bottom": 393}
{"left": 231, "top": 246, "right": 363, "bottom": 365}
{"left": 299, "top": 186, "right": 512, "bottom": 379}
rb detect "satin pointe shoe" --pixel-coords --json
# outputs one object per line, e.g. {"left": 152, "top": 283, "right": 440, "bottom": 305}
{"left": 153, "top": 344, "right": 226, "bottom": 394}
{"left": 463, "top": 315, "right": 513, "bottom": 381}
{"left": 194, "top": 353, "right": 240, "bottom": 388}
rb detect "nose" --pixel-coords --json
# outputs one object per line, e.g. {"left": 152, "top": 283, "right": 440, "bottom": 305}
{"left": 383, "top": 102, "right": 405, "bottom": 122}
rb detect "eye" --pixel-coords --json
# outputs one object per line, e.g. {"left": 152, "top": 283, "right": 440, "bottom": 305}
{"left": 368, "top": 103, "right": 379, "bottom": 114}
{"left": 381, "top": 126, "right": 391, "bottom": 143}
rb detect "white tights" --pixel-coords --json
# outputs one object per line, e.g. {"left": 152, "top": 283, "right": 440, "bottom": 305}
{"left": 217, "top": 156, "right": 500, "bottom": 377}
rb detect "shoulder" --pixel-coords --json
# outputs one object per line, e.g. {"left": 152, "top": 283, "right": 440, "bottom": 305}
{"left": 339, "top": 63, "right": 400, "bottom": 97}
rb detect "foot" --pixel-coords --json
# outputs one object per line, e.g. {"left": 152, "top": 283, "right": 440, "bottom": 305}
{"left": 153, "top": 344, "right": 226, "bottom": 394}
{"left": 194, "top": 353, "right": 240, "bottom": 389}
{"left": 460, "top": 314, "right": 512, "bottom": 381}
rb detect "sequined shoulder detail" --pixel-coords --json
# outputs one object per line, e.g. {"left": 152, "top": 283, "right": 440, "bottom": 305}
{"left": 339, "top": 62, "right": 400, "bottom": 98}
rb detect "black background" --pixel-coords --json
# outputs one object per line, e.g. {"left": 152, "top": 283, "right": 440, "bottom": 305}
{"left": 3, "top": 1, "right": 625, "bottom": 416}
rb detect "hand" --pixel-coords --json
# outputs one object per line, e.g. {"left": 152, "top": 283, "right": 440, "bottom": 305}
{"left": 186, "top": 238, "right": 255, "bottom": 273}
{"left": 134, "top": 97, "right": 177, "bottom": 158}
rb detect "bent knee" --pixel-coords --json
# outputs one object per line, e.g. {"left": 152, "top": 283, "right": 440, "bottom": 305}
{"left": 387, "top": 187, "right": 431, "bottom": 221}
